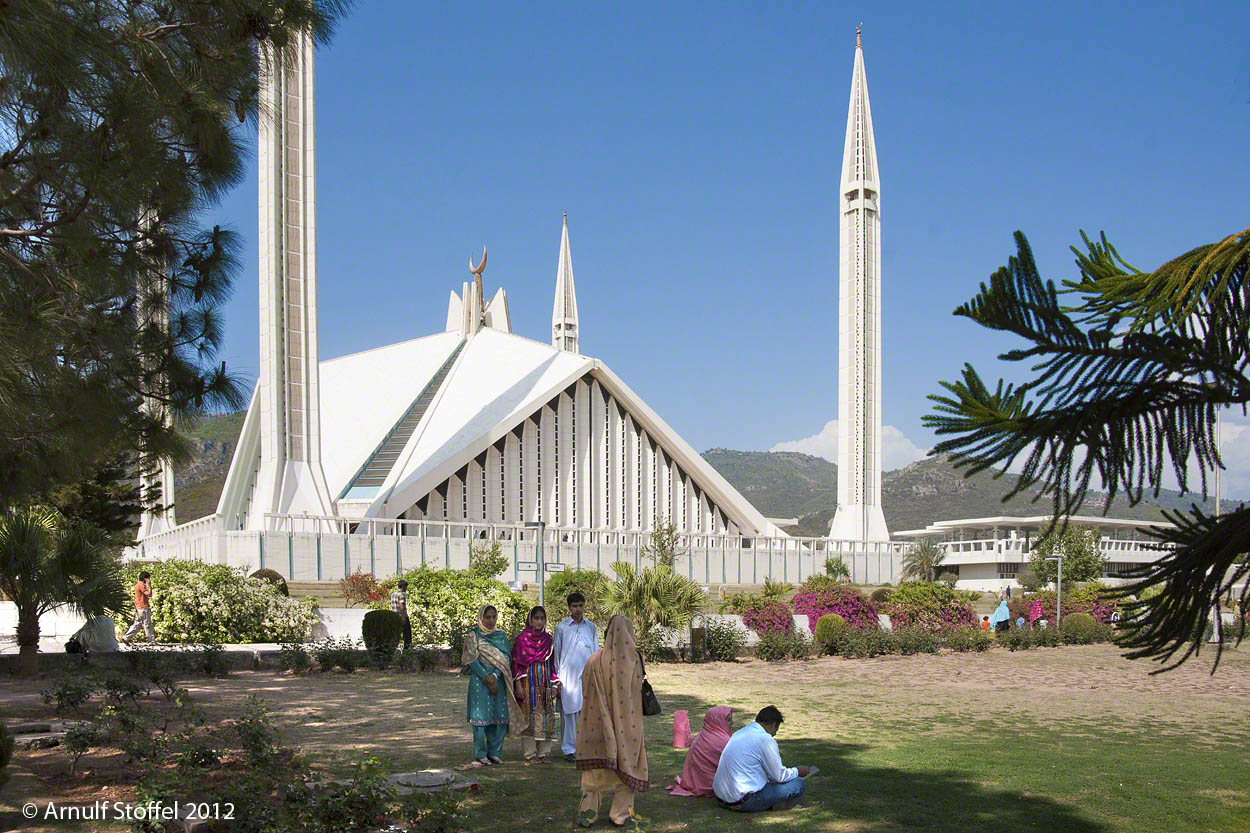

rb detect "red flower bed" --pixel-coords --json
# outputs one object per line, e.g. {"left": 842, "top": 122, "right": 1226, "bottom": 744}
{"left": 791, "top": 586, "right": 878, "bottom": 632}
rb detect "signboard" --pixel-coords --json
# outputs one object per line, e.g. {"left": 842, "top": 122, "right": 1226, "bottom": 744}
{"left": 544, "top": 562, "right": 567, "bottom": 573}
{"left": 516, "top": 561, "right": 538, "bottom": 571}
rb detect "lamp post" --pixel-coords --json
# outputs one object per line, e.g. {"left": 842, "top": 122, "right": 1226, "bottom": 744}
{"left": 1208, "top": 407, "right": 1224, "bottom": 643}
{"left": 1045, "top": 555, "right": 1063, "bottom": 626}
{"left": 525, "top": 521, "right": 547, "bottom": 607}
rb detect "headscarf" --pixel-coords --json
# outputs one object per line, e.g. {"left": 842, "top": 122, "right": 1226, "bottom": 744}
{"left": 461, "top": 605, "right": 528, "bottom": 734}
{"left": 1028, "top": 599, "right": 1044, "bottom": 625}
{"left": 575, "top": 615, "right": 648, "bottom": 791}
{"left": 989, "top": 600, "right": 1010, "bottom": 627}
{"left": 512, "top": 606, "right": 557, "bottom": 672}
{"left": 667, "top": 706, "right": 733, "bottom": 797}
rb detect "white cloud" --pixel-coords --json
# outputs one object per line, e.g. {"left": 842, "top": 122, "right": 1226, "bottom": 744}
{"left": 770, "top": 419, "right": 928, "bottom": 471}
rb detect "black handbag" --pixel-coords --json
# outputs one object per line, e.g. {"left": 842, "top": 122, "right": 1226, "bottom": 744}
{"left": 638, "top": 651, "right": 661, "bottom": 716}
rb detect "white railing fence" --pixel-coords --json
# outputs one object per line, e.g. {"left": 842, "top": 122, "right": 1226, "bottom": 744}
{"left": 132, "top": 513, "right": 910, "bottom": 586}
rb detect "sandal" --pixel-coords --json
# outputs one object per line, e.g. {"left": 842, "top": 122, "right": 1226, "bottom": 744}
{"left": 488, "top": 756, "right": 504, "bottom": 765}
{"left": 454, "top": 759, "right": 488, "bottom": 771}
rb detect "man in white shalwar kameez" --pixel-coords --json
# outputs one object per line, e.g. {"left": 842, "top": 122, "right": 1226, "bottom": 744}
{"left": 552, "top": 591, "right": 598, "bottom": 762}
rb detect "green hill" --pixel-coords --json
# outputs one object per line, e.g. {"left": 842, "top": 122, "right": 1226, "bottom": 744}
{"left": 171, "top": 412, "right": 1224, "bottom": 535}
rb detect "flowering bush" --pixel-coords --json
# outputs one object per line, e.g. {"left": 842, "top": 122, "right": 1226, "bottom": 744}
{"left": 792, "top": 585, "right": 878, "bottom": 632}
{"left": 881, "top": 582, "right": 978, "bottom": 632}
{"left": 741, "top": 600, "right": 794, "bottom": 634}
{"left": 339, "top": 570, "right": 385, "bottom": 607}
{"left": 120, "top": 561, "right": 319, "bottom": 644}
{"left": 1008, "top": 583, "right": 1119, "bottom": 625}
{"left": 376, "top": 567, "right": 527, "bottom": 651}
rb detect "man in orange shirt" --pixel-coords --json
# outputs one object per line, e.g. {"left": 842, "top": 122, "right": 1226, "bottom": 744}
{"left": 121, "top": 571, "right": 154, "bottom": 645}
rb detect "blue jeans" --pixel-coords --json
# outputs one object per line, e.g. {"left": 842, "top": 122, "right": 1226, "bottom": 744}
{"left": 735, "top": 777, "right": 806, "bottom": 812}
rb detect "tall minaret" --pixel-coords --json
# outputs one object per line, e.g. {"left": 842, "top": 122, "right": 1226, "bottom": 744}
{"left": 830, "top": 29, "right": 889, "bottom": 542}
{"left": 251, "top": 32, "right": 335, "bottom": 528}
{"left": 552, "top": 214, "right": 579, "bottom": 353}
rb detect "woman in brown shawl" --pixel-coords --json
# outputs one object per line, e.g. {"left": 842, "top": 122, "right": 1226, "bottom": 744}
{"left": 575, "top": 615, "right": 648, "bottom": 827}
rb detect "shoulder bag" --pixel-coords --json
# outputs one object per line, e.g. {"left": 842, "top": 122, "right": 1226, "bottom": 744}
{"left": 637, "top": 650, "right": 661, "bottom": 716}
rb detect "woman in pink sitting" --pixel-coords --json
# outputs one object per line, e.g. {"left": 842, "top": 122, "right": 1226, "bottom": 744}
{"left": 667, "top": 706, "right": 734, "bottom": 797}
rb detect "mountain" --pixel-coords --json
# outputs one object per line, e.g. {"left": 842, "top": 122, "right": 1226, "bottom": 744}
{"left": 170, "top": 412, "right": 1226, "bottom": 536}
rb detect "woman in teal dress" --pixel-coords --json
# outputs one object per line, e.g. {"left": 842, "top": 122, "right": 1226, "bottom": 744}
{"left": 459, "top": 605, "right": 525, "bottom": 768}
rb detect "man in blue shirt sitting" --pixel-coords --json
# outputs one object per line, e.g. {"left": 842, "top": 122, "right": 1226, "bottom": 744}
{"left": 712, "top": 705, "right": 809, "bottom": 812}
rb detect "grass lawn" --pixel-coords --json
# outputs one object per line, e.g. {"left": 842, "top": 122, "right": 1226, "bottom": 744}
{"left": 3, "top": 644, "right": 1248, "bottom": 832}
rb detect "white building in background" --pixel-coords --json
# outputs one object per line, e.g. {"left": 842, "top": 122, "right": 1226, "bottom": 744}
{"left": 830, "top": 30, "right": 890, "bottom": 542}
{"left": 894, "top": 515, "right": 1173, "bottom": 592}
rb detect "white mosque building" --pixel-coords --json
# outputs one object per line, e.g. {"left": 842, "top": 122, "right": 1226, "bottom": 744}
{"left": 133, "top": 32, "right": 908, "bottom": 586}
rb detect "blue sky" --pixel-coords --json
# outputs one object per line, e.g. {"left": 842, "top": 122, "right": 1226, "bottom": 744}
{"left": 207, "top": 1, "right": 1249, "bottom": 496}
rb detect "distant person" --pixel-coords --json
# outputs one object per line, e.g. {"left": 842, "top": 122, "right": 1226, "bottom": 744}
{"left": 554, "top": 592, "right": 598, "bottom": 762}
{"left": 980, "top": 616, "right": 990, "bottom": 633}
{"left": 512, "top": 606, "right": 561, "bottom": 764}
{"left": 713, "top": 705, "right": 808, "bottom": 812}
{"left": 668, "top": 706, "right": 734, "bottom": 797}
{"left": 1006, "top": 585, "right": 1012, "bottom": 599}
{"left": 990, "top": 600, "right": 1011, "bottom": 633}
{"left": 121, "top": 571, "right": 154, "bottom": 645}
{"left": 1028, "top": 599, "right": 1044, "bottom": 627}
{"left": 1015, "top": 616, "right": 1026, "bottom": 630}
{"left": 575, "top": 615, "right": 647, "bottom": 828}
{"left": 391, "top": 580, "right": 411, "bottom": 649}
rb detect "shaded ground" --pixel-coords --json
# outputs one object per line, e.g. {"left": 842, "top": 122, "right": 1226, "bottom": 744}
{"left": 2, "top": 644, "right": 1248, "bottom": 832}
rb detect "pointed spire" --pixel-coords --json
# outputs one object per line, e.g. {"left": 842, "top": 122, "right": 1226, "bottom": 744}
{"left": 842, "top": 27, "right": 879, "bottom": 191}
{"left": 552, "top": 214, "right": 579, "bottom": 353}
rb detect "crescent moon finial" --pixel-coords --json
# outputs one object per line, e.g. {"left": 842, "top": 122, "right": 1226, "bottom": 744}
{"left": 469, "top": 245, "right": 487, "bottom": 276}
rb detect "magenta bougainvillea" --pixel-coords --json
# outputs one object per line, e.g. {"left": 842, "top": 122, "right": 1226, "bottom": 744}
{"left": 741, "top": 600, "right": 794, "bottom": 634}
{"left": 791, "top": 586, "right": 878, "bottom": 632}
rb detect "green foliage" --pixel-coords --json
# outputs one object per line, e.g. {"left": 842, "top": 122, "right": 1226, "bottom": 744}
{"left": 1030, "top": 527, "right": 1106, "bottom": 586}
{"left": 828, "top": 628, "right": 893, "bottom": 659}
{"left": 599, "top": 562, "right": 706, "bottom": 652}
{"left": 42, "top": 673, "right": 98, "bottom": 714}
{"left": 468, "top": 540, "right": 509, "bottom": 579}
{"left": 63, "top": 720, "right": 103, "bottom": 774}
{"left": 0, "top": 505, "right": 128, "bottom": 673}
{"left": 718, "top": 591, "right": 767, "bottom": 614}
{"left": 100, "top": 669, "right": 151, "bottom": 705}
{"left": 0, "top": 722, "right": 11, "bottom": 794}
{"left": 924, "top": 228, "right": 1250, "bottom": 670}
{"left": 824, "top": 556, "right": 851, "bottom": 581}
{"left": 361, "top": 609, "right": 403, "bottom": 662}
{"left": 642, "top": 520, "right": 687, "bottom": 568}
{"left": 40, "top": 451, "right": 144, "bottom": 547}
{"left": 1061, "top": 612, "right": 1099, "bottom": 644}
{"left": 943, "top": 626, "right": 993, "bottom": 652}
{"left": 279, "top": 642, "right": 312, "bottom": 674}
{"left": 1016, "top": 564, "right": 1044, "bottom": 593}
{"left": 800, "top": 574, "right": 844, "bottom": 594}
{"left": 310, "top": 637, "right": 362, "bottom": 673}
{"left": 998, "top": 629, "right": 1032, "bottom": 651}
{"left": 938, "top": 571, "right": 960, "bottom": 588}
{"left": 869, "top": 588, "right": 893, "bottom": 605}
{"left": 762, "top": 577, "right": 793, "bottom": 599}
{"left": 813, "top": 613, "right": 849, "bottom": 655}
{"left": 544, "top": 569, "right": 609, "bottom": 622}
{"left": 881, "top": 581, "right": 979, "bottom": 632}
{"left": 250, "top": 568, "right": 290, "bottom": 596}
{"left": 398, "top": 790, "right": 463, "bottom": 833}
{"left": 377, "top": 567, "right": 527, "bottom": 652}
{"left": 902, "top": 540, "right": 946, "bottom": 582}
{"left": 120, "top": 560, "right": 318, "bottom": 643}
{"left": 755, "top": 629, "right": 811, "bottom": 661}
{"left": 702, "top": 618, "right": 747, "bottom": 661}
{"left": 285, "top": 756, "right": 397, "bottom": 833}
{"left": 894, "top": 627, "right": 943, "bottom": 655}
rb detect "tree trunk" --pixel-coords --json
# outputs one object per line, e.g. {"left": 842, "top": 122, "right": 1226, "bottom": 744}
{"left": 16, "top": 606, "right": 40, "bottom": 676}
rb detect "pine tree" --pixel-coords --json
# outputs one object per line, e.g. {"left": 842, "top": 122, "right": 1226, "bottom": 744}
{"left": 925, "top": 228, "right": 1250, "bottom": 670}
{"left": 0, "top": 1, "right": 352, "bottom": 509}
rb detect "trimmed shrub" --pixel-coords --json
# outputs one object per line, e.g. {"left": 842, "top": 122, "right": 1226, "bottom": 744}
{"left": 278, "top": 642, "right": 312, "bottom": 674}
{"left": 999, "top": 629, "right": 1032, "bottom": 651}
{"left": 869, "top": 588, "right": 893, "bottom": 605}
{"left": 792, "top": 585, "right": 878, "bottom": 632}
{"left": 830, "top": 628, "right": 893, "bottom": 659}
{"left": 362, "top": 609, "right": 404, "bottom": 666}
{"left": 756, "top": 629, "right": 810, "bottom": 661}
{"left": 894, "top": 627, "right": 942, "bottom": 655}
{"left": 943, "top": 626, "right": 993, "bottom": 652}
{"left": 249, "top": 567, "right": 289, "bottom": 596}
{"left": 813, "top": 614, "right": 849, "bottom": 655}
{"left": 121, "top": 561, "right": 318, "bottom": 644}
{"left": 881, "top": 582, "right": 978, "bottom": 632}
{"left": 375, "top": 567, "right": 527, "bottom": 652}
{"left": 544, "top": 569, "right": 609, "bottom": 622}
{"left": 1061, "top": 612, "right": 1098, "bottom": 644}
{"left": 1033, "top": 626, "right": 1062, "bottom": 647}
{"left": 703, "top": 618, "right": 748, "bottom": 662}
{"left": 741, "top": 600, "right": 794, "bottom": 635}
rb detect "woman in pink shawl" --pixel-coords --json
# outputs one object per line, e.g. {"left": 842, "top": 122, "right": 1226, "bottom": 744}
{"left": 512, "top": 606, "right": 561, "bottom": 764}
{"left": 667, "top": 706, "right": 734, "bottom": 797}
{"left": 1028, "top": 599, "right": 1044, "bottom": 627}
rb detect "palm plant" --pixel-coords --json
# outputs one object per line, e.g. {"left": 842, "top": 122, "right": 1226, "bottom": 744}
{"left": 902, "top": 540, "right": 946, "bottom": 582}
{"left": 0, "top": 507, "right": 128, "bottom": 675}
{"left": 598, "top": 562, "right": 706, "bottom": 645}
{"left": 925, "top": 228, "right": 1250, "bottom": 669}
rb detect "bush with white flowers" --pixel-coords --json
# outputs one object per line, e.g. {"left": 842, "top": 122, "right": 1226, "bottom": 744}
{"left": 121, "top": 561, "right": 319, "bottom": 643}
{"left": 374, "top": 567, "right": 528, "bottom": 651}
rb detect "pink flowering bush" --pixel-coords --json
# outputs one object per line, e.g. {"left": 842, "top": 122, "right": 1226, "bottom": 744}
{"left": 792, "top": 585, "right": 878, "bottom": 632}
{"left": 882, "top": 582, "right": 978, "bottom": 632}
{"left": 1009, "top": 584, "right": 1119, "bottom": 624}
{"left": 741, "top": 600, "right": 794, "bottom": 635}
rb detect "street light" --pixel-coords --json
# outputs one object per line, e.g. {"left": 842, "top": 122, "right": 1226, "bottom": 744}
{"left": 1045, "top": 554, "right": 1063, "bottom": 626}
{"left": 524, "top": 521, "right": 547, "bottom": 607}
{"left": 1208, "top": 406, "right": 1224, "bottom": 644}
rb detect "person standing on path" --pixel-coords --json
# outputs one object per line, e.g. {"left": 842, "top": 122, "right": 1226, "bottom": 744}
{"left": 121, "top": 571, "right": 154, "bottom": 645}
{"left": 512, "top": 605, "right": 561, "bottom": 764}
{"left": 554, "top": 592, "right": 598, "bottom": 762}
{"left": 458, "top": 605, "right": 526, "bottom": 769}
{"left": 391, "top": 580, "right": 411, "bottom": 649}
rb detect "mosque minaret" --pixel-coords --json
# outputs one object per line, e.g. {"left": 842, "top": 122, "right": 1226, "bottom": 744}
{"left": 829, "top": 29, "right": 890, "bottom": 542}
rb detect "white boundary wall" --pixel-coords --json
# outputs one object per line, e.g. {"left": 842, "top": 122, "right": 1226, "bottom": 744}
{"left": 132, "top": 514, "right": 909, "bottom": 587}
